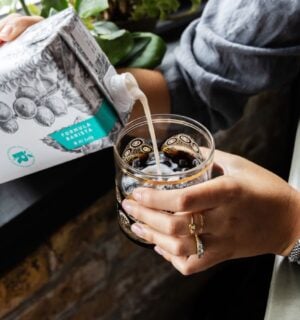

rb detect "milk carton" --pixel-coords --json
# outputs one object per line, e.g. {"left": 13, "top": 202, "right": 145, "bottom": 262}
{"left": 0, "top": 8, "right": 136, "bottom": 184}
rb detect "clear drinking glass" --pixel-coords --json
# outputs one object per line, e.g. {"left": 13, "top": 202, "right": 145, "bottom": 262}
{"left": 113, "top": 114, "right": 215, "bottom": 248}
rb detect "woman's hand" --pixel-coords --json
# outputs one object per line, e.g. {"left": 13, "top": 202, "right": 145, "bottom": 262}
{"left": 122, "top": 149, "right": 300, "bottom": 275}
{"left": 0, "top": 13, "right": 43, "bottom": 43}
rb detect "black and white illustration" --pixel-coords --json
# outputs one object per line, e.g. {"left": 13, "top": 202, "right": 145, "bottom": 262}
{"left": 0, "top": 8, "right": 134, "bottom": 184}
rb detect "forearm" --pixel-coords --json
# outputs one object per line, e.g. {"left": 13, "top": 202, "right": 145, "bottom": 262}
{"left": 117, "top": 67, "right": 171, "bottom": 121}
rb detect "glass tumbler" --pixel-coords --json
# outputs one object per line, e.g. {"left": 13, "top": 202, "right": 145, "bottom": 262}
{"left": 113, "top": 114, "right": 215, "bottom": 248}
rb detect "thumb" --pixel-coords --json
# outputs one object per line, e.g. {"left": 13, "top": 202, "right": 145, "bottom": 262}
{"left": 0, "top": 16, "right": 43, "bottom": 42}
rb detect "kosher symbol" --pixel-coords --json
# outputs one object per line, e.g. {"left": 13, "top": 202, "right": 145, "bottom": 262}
{"left": 7, "top": 146, "right": 35, "bottom": 167}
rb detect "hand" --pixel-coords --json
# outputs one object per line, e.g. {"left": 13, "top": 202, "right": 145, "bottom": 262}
{"left": 0, "top": 13, "right": 43, "bottom": 43}
{"left": 122, "top": 149, "right": 300, "bottom": 275}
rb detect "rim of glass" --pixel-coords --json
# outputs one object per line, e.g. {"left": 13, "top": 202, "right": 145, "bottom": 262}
{"left": 113, "top": 114, "right": 215, "bottom": 179}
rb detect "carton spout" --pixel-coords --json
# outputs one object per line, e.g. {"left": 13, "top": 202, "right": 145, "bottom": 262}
{"left": 110, "top": 72, "right": 143, "bottom": 108}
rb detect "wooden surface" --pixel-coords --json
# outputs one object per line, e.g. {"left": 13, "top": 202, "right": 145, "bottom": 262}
{"left": 0, "top": 188, "right": 217, "bottom": 320}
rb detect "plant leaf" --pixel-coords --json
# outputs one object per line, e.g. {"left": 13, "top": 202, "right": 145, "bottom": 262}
{"left": 190, "top": 0, "right": 202, "bottom": 11}
{"left": 92, "top": 21, "right": 119, "bottom": 35}
{"left": 116, "top": 35, "right": 150, "bottom": 66}
{"left": 48, "top": 7, "right": 59, "bottom": 16}
{"left": 131, "top": 0, "right": 180, "bottom": 20}
{"left": 0, "top": 0, "right": 12, "bottom": 7}
{"left": 81, "top": 17, "right": 94, "bottom": 30}
{"left": 75, "top": 0, "right": 108, "bottom": 19}
{"left": 120, "top": 32, "right": 166, "bottom": 69}
{"left": 27, "top": 3, "right": 41, "bottom": 16}
{"left": 40, "top": 0, "right": 68, "bottom": 18}
{"left": 93, "top": 29, "right": 133, "bottom": 66}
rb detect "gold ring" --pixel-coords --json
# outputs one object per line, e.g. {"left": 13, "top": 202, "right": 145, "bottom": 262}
{"left": 195, "top": 234, "right": 204, "bottom": 258}
{"left": 188, "top": 215, "right": 197, "bottom": 235}
{"left": 188, "top": 214, "right": 205, "bottom": 235}
{"left": 199, "top": 214, "right": 204, "bottom": 234}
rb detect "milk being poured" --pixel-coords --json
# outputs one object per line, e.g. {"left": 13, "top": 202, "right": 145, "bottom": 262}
{"left": 114, "top": 73, "right": 162, "bottom": 175}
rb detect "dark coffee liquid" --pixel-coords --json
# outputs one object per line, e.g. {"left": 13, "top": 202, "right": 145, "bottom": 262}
{"left": 117, "top": 199, "right": 154, "bottom": 248}
{"left": 117, "top": 147, "right": 203, "bottom": 247}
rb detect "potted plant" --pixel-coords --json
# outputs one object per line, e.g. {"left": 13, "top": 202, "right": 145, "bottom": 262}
{"left": 1, "top": 0, "right": 202, "bottom": 69}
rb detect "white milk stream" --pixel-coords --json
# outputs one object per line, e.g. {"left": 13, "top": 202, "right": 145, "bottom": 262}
{"left": 113, "top": 72, "right": 162, "bottom": 175}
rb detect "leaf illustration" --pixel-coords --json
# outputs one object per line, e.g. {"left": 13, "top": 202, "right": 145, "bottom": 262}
{"left": 41, "top": 136, "right": 81, "bottom": 153}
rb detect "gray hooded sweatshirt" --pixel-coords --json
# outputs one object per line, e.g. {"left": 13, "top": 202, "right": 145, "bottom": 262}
{"left": 162, "top": 0, "right": 300, "bottom": 133}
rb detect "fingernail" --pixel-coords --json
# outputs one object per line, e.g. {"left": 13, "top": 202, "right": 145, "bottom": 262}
{"left": 122, "top": 200, "right": 132, "bottom": 213}
{"left": 132, "top": 189, "right": 142, "bottom": 201}
{"left": 0, "top": 25, "right": 13, "bottom": 39}
{"left": 154, "top": 246, "right": 163, "bottom": 255}
{"left": 131, "top": 223, "right": 144, "bottom": 237}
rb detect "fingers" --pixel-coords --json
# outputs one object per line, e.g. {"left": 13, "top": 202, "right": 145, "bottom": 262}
{"left": 123, "top": 199, "right": 191, "bottom": 236}
{"left": 132, "top": 175, "right": 241, "bottom": 213}
{"left": 131, "top": 223, "right": 196, "bottom": 256}
{"left": 0, "top": 14, "right": 43, "bottom": 42}
{"left": 123, "top": 199, "right": 213, "bottom": 236}
{"left": 154, "top": 235, "right": 228, "bottom": 275}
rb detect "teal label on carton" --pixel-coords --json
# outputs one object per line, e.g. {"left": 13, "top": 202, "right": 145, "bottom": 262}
{"left": 50, "top": 100, "right": 118, "bottom": 150}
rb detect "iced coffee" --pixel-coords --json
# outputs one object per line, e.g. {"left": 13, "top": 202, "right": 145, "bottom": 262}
{"left": 114, "top": 114, "right": 215, "bottom": 247}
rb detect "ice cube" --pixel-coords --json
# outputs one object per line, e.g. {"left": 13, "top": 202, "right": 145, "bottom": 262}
{"left": 161, "top": 133, "right": 203, "bottom": 160}
{"left": 145, "top": 152, "right": 167, "bottom": 166}
{"left": 121, "top": 175, "right": 139, "bottom": 195}
{"left": 142, "top": 163, "right": 174, "bottom": 175}
{"left": 178, "top": 158, "right": 188, "bottom": 168}
{"left": 192, "top": 159, "right": 201, "bottom": 167}
{"left": 122, "top": 138, "right": 152, "bottom": 164}
{"left": 132, "top": 158, "right": 143, "bottom": 169}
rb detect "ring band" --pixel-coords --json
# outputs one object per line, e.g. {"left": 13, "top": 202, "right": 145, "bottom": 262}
{"left": 195, "top": 234, "right": 204, "bottom": 258}
{"left": 188, "top": 214, "right": 205, "bottom": 235}
{"left": 189, "top": 215, "right": 197, "bottom": 235}
{"left": 199, "top": 214, "right": 204, "bottom": 234}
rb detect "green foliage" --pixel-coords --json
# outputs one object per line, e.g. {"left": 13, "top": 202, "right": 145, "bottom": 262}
{"left": 2, "top": 0, "right": 201, "bottom": 69}
{"left": 131, "top": 0, "right": 180, "bottom": 20}
{"left": 75, "top": 0, "right": 108, "bottom": 19}
{"left": 40, "top": 0, "right": 68, "bottom": 17}
{"left": 0, "top": 0, "right": 13, "bottom": 7}
{"left": 0, "top": 0, "right": 11, "bottom": 7}
{"left": 27, "top": 3, "right": 41, "bottom": 15}
{"left": 0, "top": 0, "right": 19, "bottom": 14}
{"left": 93, "top": 26, "right": 134, "bottom": 65}
{"left": 91, "top": 21, "right": 167, "bottom": 68}
{"left": 190, "top": 0, "right": 202, "bottom": 10}
{"left": 119, "top": 32, "right": 167, "bottom": 69}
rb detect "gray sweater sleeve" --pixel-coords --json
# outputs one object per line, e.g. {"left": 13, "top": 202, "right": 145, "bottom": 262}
{"left": 161, "top": 0, "right": 300, "bottom": 133}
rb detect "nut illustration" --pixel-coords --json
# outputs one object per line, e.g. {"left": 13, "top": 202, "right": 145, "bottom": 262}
{"left": 35, "top": 106, "right": 55, "bottom": 126}
{"left": 0, "top": 119, "right": 19, "bottom": 134}
{"left": 13, "top": 97, "right": 37, "bottom": 119}
{"left": 45, "top": 96, "right": 68, "bottom": 116}
{"left": 15, "top": 86, "right": 39, "bottom": 101}
{"left": 0, "top": 102, "right": 13, "bottom": 122}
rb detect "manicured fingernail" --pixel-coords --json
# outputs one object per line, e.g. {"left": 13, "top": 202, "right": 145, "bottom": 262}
{"left": 154, "top": 246, "right": 163, "bottom": 255}
{"left": 0, "top": 25, "right": 13, "bottom": 38}
{"left": 132, "top": 189, "right": 142, "bottom": 201}
{"left": 122, "top": 200, "right": 132, "bottom": 213}
{"left": 131, "top": 223, "right": 144, "bottom": 237}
